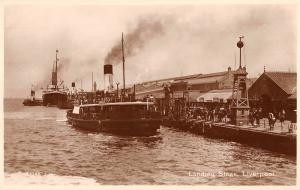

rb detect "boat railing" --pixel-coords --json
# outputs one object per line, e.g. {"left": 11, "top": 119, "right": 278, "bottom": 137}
{"left": 70, "top": 111, "right": 161, "bottom": 120}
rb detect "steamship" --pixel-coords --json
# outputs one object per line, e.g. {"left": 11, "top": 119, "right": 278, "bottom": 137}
{"left": 66, "top": 33, "right": 161, "bottom": 136}
{"left": 42, "top": 50, "right": 68, "bottom": 107}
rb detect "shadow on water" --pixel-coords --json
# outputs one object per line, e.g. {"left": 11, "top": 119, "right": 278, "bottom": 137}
{"left": 98, "top": 136, "right": 163, "bottom": 151}
{"left": 67, "top": 123, "right": 163, "bottom": 150}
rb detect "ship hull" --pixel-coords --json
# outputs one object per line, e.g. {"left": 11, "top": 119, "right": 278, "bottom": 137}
{"left": 57, "top": 101, "right": 74, "bottom": 109}
{"left": 67, "top": 115, "right": 161, "bottom": 136}
{"left": 42, "top": 91, "right": 68, "bottom": 107}
{"left": 23, "top": 99, "right": 42, "bottom": 106}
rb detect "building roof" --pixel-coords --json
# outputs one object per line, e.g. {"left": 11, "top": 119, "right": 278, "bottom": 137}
{"left": 135, "top": 70, "right": 231, "bottom": 89}
{"left": 135, "top": 82, "right": 162, "bottom": 92}
{"left": 135, "top": 73, "right": 203, "bottom": 86}
{"left": 188, "top": 75, "right": 226, "bottom": 85}
{"left": 264, "top": 72, "right": 297, "bottom": 95}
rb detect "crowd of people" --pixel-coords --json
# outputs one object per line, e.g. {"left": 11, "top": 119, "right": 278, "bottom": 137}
{"left": 186, "top": 106, "right": 230, "bottom": 122}
{"left": 249, "top": 107, "right": 287, "bottom": 129}
{"left": 248, "top": 107, "right": 263, "bottom": 126}
{"left": 71, "top": 91, "right": 291, "bottom": 131}
{"left": 183, "top": 105, "right": 289, "bottom": 130}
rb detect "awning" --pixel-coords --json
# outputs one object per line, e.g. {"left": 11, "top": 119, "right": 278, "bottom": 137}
{"left": 196, "top": 89, "right": 232, "bottom": 103}
{"left": 187, "top": 91, "right": 205, "bottom": 102}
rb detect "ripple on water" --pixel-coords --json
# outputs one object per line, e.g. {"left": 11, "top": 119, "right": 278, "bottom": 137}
{"left": 4, "top": 100, "right": 297, "bottom": 185}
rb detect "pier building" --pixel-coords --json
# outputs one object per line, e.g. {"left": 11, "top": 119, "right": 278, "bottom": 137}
{"left": 248, "top": 71, "right": 297, "bottom": 122}
{"left": 134, "top": 67, "right": 256, "bottom": 104}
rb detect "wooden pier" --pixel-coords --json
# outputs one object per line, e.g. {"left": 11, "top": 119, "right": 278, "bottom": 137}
{"left": 162, "top": 118, "right": 296, "bottom": 156}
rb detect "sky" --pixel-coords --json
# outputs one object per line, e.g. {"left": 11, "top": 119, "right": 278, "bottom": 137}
{"left": 4, "top": 4, "right": 297, "bottom": 98}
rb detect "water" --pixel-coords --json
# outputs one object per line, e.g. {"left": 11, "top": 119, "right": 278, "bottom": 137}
{"left": 4, "top": 99, "right": 296, "bottom": 185}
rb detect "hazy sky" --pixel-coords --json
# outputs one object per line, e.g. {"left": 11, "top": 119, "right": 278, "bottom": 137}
{"left": 4, "top": 4, "right": 297, "bottom": 98}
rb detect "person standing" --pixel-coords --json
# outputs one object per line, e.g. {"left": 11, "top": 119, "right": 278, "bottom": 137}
{"left": 279, "top": 109, "right": 286, "bottom": 131}
{"left": 256, "top": 107, "right": 262, "bottom": 126}
{"left": 268, "top": 112, "right": 276, "bottom": 130}
{"left": 249, "top": 108, "right": 254, "bottom": 126}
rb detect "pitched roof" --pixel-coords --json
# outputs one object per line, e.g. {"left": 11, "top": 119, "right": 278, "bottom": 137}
{"left": 135, "top": 82, "right": 162, "bottom": 91}
{"left": 135, "top": 70, "right": 230, "bottom": 86}
{"left": 264, "top": 72, "right": 297, "bottom": 95}
{"left": 187, "top": 75, "right": 226, "bottom": 84}
{"left": 135, "top": 73, "right": 203, "bottom": 86}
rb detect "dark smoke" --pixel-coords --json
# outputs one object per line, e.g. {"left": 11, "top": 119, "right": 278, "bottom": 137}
{"left": 34, "top": 16, "right": 170, "bottom": 91}
{"left": 104, "top": 17, "right": 165, "bottom": 65}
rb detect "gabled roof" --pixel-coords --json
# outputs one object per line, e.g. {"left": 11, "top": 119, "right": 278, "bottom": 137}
{"left": 264, "top": 72, "right": 297, "bottom": 95}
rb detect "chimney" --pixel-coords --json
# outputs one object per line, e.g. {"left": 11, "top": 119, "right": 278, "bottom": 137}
{"left": 104, "top": 64, "right": 113, "bottom": 92}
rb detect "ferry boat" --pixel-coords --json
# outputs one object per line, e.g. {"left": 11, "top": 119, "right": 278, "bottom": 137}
{"left": 42, "top": 50, "right": 68, "bottom": 107}
{"left": 66, "top": 34, "right": 161, "bottom": 135}
{"left": 66, "top": 102, "right": 161, "bottom": 136}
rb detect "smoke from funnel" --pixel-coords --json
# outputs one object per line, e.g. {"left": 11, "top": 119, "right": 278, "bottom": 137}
{"left": 104, "top": 17, "right": 165, "bottom": 66}
{"left": 35, "top": 17, "right": 169, "bottom": 92}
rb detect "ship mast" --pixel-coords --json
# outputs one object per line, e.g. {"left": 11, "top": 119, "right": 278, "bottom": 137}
{"left": 51, "top": 50, "right": 59, "bottom": 90}
{"left": 55, "top": 49, "right": 59, "bottom": 90}
{"left": 122, "top": 33, "right": 125, "bottom": 96}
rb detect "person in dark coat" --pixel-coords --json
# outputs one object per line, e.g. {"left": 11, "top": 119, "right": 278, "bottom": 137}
{"left": 255, "top": 107, "right": 262, "bottom": 126}
{"left": 249, "top": 108, "right": 255, "bottom": 126}
{"left": 278, "top": 109, "right": 286, "bottom": 130}
{"left": 268, "top": 112, "right": 276, "bottom": 130}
